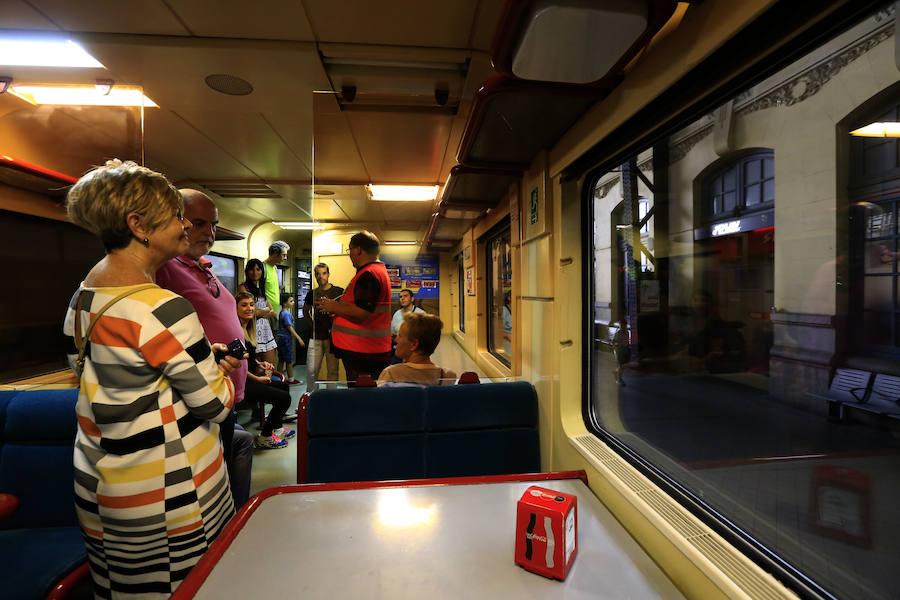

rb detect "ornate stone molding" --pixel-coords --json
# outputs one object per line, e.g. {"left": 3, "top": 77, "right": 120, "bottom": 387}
{"left": 736, "top": 18, "right": 894, "bottom": 117}
{"left": 670, "top": 124, "right": 713, "bottom": 164}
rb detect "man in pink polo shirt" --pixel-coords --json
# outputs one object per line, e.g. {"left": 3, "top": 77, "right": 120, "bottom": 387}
{"left": 157, "top": 189, "right": 252, "bottom": 505}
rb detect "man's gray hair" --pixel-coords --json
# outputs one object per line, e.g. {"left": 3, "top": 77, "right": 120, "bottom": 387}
{"left": 269, "top": 240, "right": 290, "bottom": 255}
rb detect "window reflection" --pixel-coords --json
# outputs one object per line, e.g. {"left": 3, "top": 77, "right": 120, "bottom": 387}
{"left": 487, "top": 224, "right": 512, "bottom": 365}
{"left": 589, "top": 8, "right": 900, "bottom": 600}
{"left": 203, "top": 253, "right": 238, "bottom": 294}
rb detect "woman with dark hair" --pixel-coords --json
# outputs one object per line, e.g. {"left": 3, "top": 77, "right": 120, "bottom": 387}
{"left": 239, "top": 258, "right": 278, "bottom": 365}
{"left": 63, "top": 159, "right": 242, "bottom": 598}
{"left": 236, "top": 290, "right": 294, "bottom": 449}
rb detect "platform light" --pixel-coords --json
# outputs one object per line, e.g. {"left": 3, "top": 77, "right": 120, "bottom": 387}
{"left": 0, "top": 38, "right": 104, "bottom": 68}
{"left": 850, "top": 122, "right": 900, "bottom": 137}
{"left": 272, "top": 221, "right": 325, "bottom": 230}
{"left": 367, "top": 184, "right": 439, "bottom": 201}
{"left": 8, "top": 85, "right": 157, "bottom": 107}
{"left": 384, "top": 241, "right": 418, "bottom": 245}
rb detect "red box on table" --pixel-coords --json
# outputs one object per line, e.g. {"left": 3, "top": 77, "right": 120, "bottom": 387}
{"left": 514, "top": 485, "right": 577, "bottom": 580}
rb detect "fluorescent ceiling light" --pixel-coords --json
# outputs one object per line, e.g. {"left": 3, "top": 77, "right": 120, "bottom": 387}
{"left": 9, "top": 85, "right": 157, "bottom": 107}
{"left": 384, "top": 241, "right": 418, "bottom": 245}
{"left": 850, "top": 122, "right": 900, "bottom": 137}
{"left": 0, "top": 38, "right": 104, "bottom": 68}
{"left": 368, "top": 184, "right": 439, "bottom": 201}
{"left": 272, "top": 221, "right": 325, "bottom": 230}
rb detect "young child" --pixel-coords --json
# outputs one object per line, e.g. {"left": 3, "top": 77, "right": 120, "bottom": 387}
{"left": 277, "top": 292, "right": 306, "bottom": 385}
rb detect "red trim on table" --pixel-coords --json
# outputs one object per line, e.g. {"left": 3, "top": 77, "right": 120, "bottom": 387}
{"left": 172, "top": 470, "right": 587, "bottom": 599}
{"left": 45, "top": 562, "right": 90, "bottom": 600}
{"left": 0, "top": 155, "right": 78, "bottom": 184}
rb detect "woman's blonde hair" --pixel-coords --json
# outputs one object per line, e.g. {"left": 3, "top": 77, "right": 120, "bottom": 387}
{"left": 235, "top": 290, "right": 257, "bottom": 346}
{"left": 66, "top": 159, "right": 182, "bottom": 252}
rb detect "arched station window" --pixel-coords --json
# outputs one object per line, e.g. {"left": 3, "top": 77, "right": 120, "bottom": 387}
{"left": 703, "top": 151, "right": 774, "bottom": 221}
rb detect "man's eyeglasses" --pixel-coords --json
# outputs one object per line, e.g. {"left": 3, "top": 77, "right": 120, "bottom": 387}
{"left": 205, "top": 272, "right": 221, "bottom": 298}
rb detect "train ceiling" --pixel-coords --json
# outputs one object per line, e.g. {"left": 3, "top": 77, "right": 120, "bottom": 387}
{"left": 0, "top": 0, "right": 681, "bottom": 247}
{"left": 0, "top": 0, "right": 505, "bottom": 241}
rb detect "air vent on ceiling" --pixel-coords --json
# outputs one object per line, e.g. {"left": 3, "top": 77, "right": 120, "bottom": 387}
{"left": 200, "top": 182, "right": 279, "bottom": 198}
{"left": 205, "top": 74, "right": 253, "bottom": 96}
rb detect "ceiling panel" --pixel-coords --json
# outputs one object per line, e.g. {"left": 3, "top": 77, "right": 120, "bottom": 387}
{"left": 376, "top": 201, "right": 437, "bottom": 225}
{"left": 0, "top": 1, "right": 60, "bottom": 29}
{"left": 143, "top": 109, "right": 258, "bottom": 183}
{"left": 469, "top": 0, "right": 506, "bottom": 51}
{"left": 30, "top": 0, "right": 190, "bottom": 35}
{"left": 347, "top": 111, "right": 453, "bottom": 183}
{"left": 175, "top": 109, "right": 311, "bottom": 180}
{"left": 304, "top": 0, "right": 480, "bottom": 48}
{"left": 166, "top": 0, "right": 315, "bottom": 40}
{"left": 313, "top": 93, "right": 368, "bottom": 183}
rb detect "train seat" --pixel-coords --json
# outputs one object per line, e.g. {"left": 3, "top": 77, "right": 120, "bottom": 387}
{"left": 297, "top": 382, "right": 540, "bottom": 484}
{"left": 0, "top": 388, "right": 87, "bottom": 600}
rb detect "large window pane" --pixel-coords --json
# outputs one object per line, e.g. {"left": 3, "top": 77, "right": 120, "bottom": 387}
{"left": 486, "top": 224, "right": 512, "bottom": 365}
{"left": 204, "top": 253, "right": 238, "bottom": 294}
{"left": 589, "top": 7, "right": 900, "bottom": 600}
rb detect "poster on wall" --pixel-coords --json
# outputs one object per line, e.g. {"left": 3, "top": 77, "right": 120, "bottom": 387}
{"left": 382, "top": 253, "right": 440, "bottom": 300}
{"left": 465, "top": 267, "right": 475, "bottom": 296}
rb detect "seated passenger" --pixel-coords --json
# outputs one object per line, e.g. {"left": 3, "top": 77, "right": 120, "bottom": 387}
{"left": 378, "top": 313, "right": 457, "bottom": 387}
{"left": 236, "top": 291, "right": 295, "bottom": 449}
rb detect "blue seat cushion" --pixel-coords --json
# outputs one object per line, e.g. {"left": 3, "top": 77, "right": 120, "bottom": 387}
{"left": 425, "top": 382, "right": 537, "bottom": 431}
{"left": 307, "top": 434, "right": 425, "bottom": 483}
{"left": 425, "top": 429, "right": 540, "bottom": 478}
{"left": 2, "top": 388, "right": 78, "bottom": 442}
{"left": 307, "top": 387, "right": 424, "bottom": 435}
{"left": 0, "top": 526, "right": 86, "bottom": 600}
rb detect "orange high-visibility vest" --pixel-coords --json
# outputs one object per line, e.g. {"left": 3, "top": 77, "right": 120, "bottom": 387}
{"left": 331, "top": 261, "right": 392, "bottom": 353}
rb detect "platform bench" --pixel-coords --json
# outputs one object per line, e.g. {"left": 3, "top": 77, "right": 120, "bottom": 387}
{"left": 296, "top": 381, "right": 540, "bottom": 484}
{"left": 807, "top": 369, "right": 900, "bottom": 430}
{"left": 0, "top": 387, "right": 88, "bottom": 600}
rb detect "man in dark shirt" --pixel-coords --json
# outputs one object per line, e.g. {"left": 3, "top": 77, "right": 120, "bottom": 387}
{"left": 317, "top": 231, "right": 392, "bottom": 384}
{"left": 303, "top": 262, "right": 343, "bottom": 392}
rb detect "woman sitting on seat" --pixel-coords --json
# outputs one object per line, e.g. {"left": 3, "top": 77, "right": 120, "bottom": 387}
{"left": 236, "top": 291, "right": 295, "bottom": 449}
{"left": 377, "top": 312, "right": 457, "bottom": 387}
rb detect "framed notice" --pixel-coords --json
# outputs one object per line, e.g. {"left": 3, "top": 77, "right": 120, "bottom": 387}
{"left": 809, "top": 465, "right": 872, "bottom": 548}
{"left": 465, "top": 267, "right": 475, "bottom": 296}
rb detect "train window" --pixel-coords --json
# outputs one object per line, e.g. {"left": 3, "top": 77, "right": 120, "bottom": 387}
{"left": 276, "top": 265, "right": 287, "bottom": 294}
{"left": 457, "top": 252, "right": 465, "bottom": 332}
{"left": 486, "top": 221, "right": 512, "bottom": 365}
{"left": 587, "top": 7, "right": 898, "bottom": 600}
{"left": 0, "top": 210, "right": 104, "bottom": 383}
{"left": 203, "top": 252, "right": 239, "bottom": 295}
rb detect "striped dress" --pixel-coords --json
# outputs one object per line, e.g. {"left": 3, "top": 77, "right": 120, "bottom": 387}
{"left": 63, "top": 284, "right": 235, "bottom": 599}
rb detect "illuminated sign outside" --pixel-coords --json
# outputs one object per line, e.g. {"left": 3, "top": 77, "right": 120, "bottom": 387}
{"left": 711, "top": 220, "right": 741, "bottom": 237}
{"left": 695, "top": 210, "right": 774, "bottom": 241}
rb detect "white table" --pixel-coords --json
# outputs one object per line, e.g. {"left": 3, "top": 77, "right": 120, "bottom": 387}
{"left": 175, "top": 473, "right": 685, "bottom": 599}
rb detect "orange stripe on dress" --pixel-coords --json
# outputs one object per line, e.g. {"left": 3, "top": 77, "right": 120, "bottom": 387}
{"left": 77, "top": 415, "right": 102, "bottom": 437}
{"left": 193, "top": 451, "right": 224, "bottom": 488}
{"left": 96, "top": 488, "right": 165, "bottom": 509}
{"left": 141, "top": 330, "right": 183, "bottom": 367}
{"left": 168, "top": 520, "right": 203, "bottom": 536}
{"left": 83, "top": 527, "right": 103, "bottom": 538}
{"left": 89, "top": 315, "right": 142, "bottom": 348}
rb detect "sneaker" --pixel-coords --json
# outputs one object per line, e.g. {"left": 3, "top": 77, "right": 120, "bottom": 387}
{"left": 285, "top": 378, "right": 301, "bottom": 385}
{"left": 254, "top": 434, "right": 288, "bottom": 450}
{"left": 283, "top": 412, "right": 298, "bottom": 422}
{"left": 274, "top": 426, "right": 296, "bottom": 440}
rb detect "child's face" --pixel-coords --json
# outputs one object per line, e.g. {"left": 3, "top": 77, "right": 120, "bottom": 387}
{"left": 285, "top": 297, "right": 295, "bottom": 309}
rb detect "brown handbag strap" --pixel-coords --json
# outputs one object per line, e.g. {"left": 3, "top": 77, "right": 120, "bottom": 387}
{"left": 74, "top": 284, "right": 158, "bottom": 375}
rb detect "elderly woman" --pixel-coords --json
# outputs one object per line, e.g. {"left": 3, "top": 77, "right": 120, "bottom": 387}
{"left": 63, "top": 160, "right": 242, "bottom": 599}
{"left": 377, "top": 312, "right": 457, "bottom": 386}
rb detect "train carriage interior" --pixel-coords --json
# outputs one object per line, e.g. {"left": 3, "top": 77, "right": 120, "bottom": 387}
{"left": 1, "top": 0, "right": 899, "bottom": 598}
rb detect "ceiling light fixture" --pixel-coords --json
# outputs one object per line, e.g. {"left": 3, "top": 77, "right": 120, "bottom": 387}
{"left": 0, "top": 37, "right": 104, "bottom": 68}
{"left": 850, "top": 122, "right": 900, "bottom": 137}
{"left": 272, "top": 221, "right": 325, "bottom": 230}
{"left": 384, "top": 241, "right": 418, "bottom": 245}
{"left": 8, "top": 85, "right": 157, "bottom": 107}
{"left": 367, "top": 184, "right": 439, "bottom": 202}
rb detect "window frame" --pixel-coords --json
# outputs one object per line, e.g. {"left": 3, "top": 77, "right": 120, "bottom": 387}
{"left": 457, "top": 252, "right": 466, "bottom": 333}
{"left": 576, "top": 4, "right": 889, "bottom": 599}
{"left": 484, "top": 219, "right": 512, "bottom": 367}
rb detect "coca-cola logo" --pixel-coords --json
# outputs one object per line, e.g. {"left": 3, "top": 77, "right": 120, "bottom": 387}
{"left": 526, "top": 532, "right": 547, "bottom": 543}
